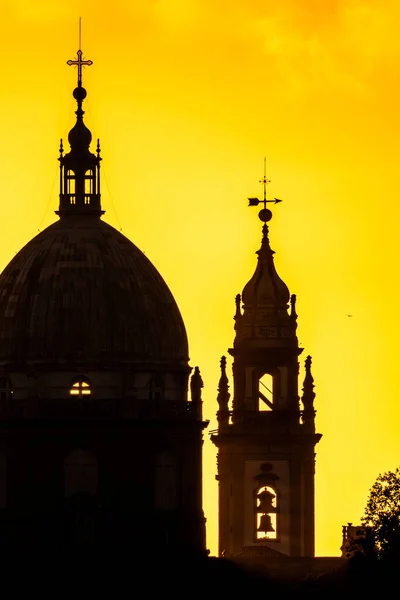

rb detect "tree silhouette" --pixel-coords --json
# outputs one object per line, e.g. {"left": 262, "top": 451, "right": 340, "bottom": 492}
{"left": 362, "top": 467, "right": 400, "bottom": 560}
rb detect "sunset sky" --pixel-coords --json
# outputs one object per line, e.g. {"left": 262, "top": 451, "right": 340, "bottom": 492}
{"left": 0, "top": 0, "right": 399, "bottom": 556}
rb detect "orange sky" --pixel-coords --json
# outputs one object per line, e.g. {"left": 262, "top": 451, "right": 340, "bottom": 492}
{"left": 0, "top": 0, "right": 399, "bottom": 556}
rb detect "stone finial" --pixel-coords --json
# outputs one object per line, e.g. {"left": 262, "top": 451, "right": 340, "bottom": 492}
{"left": 290, "top": 294, "right": 297, "bottom": 320}
{"left": 217, "top": 356, "right": 229, "bottom": 408}
{"left": 234, "top": 294, "right": 242, "bottom": 329}
{"left": 217, "top": 356, "right": 230, "bottom": 427}
{"left": 301, "top": 355, "right": 316, "bottom": 430}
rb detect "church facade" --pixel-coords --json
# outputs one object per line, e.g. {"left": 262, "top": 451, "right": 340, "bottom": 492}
{"left": 0, "top": 49, "right": 208, "bottom": 550}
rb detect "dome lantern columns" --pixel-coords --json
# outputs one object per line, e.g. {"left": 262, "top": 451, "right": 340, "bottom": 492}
{"left": 56, "top": 48, "right": 104, "bottom": 217}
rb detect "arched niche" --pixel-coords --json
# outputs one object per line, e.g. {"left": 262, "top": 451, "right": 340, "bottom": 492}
{"left": 64, "top": 449, "right": 98, "bottom": 498}
{"left": 0, "top": 452, "right": 6, "bottom": 509}
{"left": 0, "top": 378, "right": 13, "bottom": 402}
{"left": 148, "top": 376, "right": 164, "bottom": 404}
{"left": 155, "top": 451, "right": 178, "bottom": 510}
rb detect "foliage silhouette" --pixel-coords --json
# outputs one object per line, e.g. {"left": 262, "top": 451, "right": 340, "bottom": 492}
{"left": 362, "top": 467, "right": 400, "bottom": 560}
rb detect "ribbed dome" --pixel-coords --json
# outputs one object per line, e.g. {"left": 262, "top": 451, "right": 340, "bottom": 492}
{"left": 0, "top": 216, "right": 188, "bottom": 365}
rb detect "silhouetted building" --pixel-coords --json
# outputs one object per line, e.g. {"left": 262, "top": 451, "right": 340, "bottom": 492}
{"left": 341, "top": 523, "right": 373, "bottom": 558}
{"left": 0, "top": 49, "right": 207, "bottom": 551}
{"left": 211, "top": 196, "right": 322, "bottom": 558}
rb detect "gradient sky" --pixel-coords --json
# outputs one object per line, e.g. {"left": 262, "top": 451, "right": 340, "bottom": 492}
{"left": 0, "top": 0, "right": 399, "bottom": 556}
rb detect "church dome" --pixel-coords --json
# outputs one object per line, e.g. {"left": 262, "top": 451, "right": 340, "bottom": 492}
{"left": 0, "top": 216, "right": 188, "bottom": 365}
{"left": 0, "top": 52, "right": 189, "bottom": 369}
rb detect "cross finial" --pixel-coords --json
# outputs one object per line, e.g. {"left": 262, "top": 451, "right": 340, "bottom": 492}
{"left": 67, "top": 49, "right": 93, "bottom": 85}
{"left": 67, "top": 20, "right": 93, "bottom": 87}
{"left": 259, "top": 157, "right": 271, "bottom": 204}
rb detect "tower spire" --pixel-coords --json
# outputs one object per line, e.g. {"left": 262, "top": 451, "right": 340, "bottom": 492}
{"left": 211, "top": 167, "right": 322, "bottom": 559}
{"left": 236, "top": 165, "right": 295, "bottom": 347}
{"left": 56, "top": 40, "right": 103, "bottom": 217}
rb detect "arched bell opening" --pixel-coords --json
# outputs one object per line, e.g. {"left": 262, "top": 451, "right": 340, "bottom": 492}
{"left": 258, "top": 373, "right": 273, "bottom": 411}
{"left": 257, "top": 369, "right": 282, "bottom": 412}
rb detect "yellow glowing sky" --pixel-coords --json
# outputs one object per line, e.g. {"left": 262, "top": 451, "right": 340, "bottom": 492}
{"left": 1, "top": 0, "right": 399, "bottom": 556}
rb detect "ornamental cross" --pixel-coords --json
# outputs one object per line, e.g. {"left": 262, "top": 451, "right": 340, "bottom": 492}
{"left": 67, "top": 49, "right": 93, "bottom": 85}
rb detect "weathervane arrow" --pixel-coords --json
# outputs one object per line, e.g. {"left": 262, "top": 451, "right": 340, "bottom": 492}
{"left": 247, "top": 159, "right": 284, "bottom": 223}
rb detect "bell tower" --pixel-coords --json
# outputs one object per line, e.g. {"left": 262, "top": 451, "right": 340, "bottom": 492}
{"left": 211, "top": 169, "right": 321, "bottom": 558}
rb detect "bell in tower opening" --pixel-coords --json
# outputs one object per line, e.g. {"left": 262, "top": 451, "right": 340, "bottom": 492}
{"left": 255, "top": 486, "right": 278, "bottom": 540}
{"left": 257, "top": 514, "right": 275, "bottom": 534}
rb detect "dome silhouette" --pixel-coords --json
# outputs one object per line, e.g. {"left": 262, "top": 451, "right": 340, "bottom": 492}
{"left": 0, "top": 216, "right": 188, "bottom": 365}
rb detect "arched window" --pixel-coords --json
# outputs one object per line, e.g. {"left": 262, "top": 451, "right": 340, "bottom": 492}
{"left": 149, "top": 377, "right": 164, "bottom": 403}
{"left": 155, "top": 451, "right": 178, "bottom": 510}
{"left": 66, "top": 169, "right": 75, "bottom": 196}
{"left": 0, "top": 378, "right": 13, "bottom": 402}
{"left": 69, "top": 376, "right": 92, "bottom": 399}
{"left": 84, "top": 169, "right": 93, "bottom": 197}
{"left": 64, "top": 449, "right": 98, "bottom": 498}
{"left": 255, "top": 485, "right": 278, "bottom": 540}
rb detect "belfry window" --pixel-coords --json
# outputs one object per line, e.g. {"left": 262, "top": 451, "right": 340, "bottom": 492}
{"left": 255, "top": 485, "right": 278, "bottom": 540}
{"left": 0, "top": 378, "right": 13, "bottom": 402}
{"left": 258, "top": 373, "right": 273, "bottom": 411}
{"left": 69, "top": 377, "right": 92, "bottom": 399}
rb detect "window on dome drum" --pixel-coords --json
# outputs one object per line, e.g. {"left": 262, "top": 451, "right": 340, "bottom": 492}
{"left": 258, "top": 373, "right": 273, "bottom": 411}
{"left": 0, "top": 378, "right": 13, "bottom": 402}
{"left": 255, "top": 485, "right": 278, "bottom": 540}
{"left": 69, "top": 377, "right": 92, "bottom": 399}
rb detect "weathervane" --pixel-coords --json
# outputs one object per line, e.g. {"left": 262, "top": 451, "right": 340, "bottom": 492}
{"left": 67, "top": 18, "right": 93, "bottom": 85}
{"left": 248, "top": 158, "right": 283, "bottom": 223}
